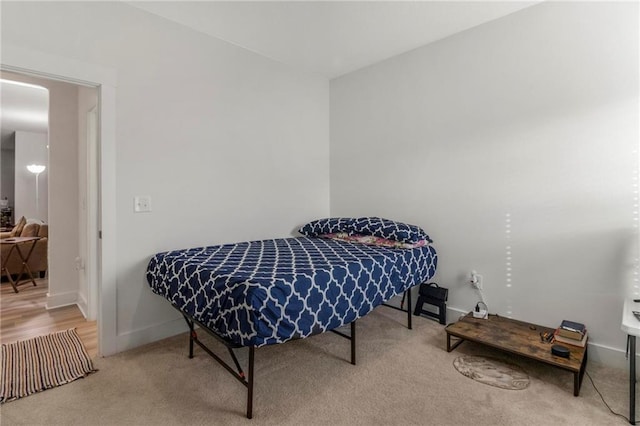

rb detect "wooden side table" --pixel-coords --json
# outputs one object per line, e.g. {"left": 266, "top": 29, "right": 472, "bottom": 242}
{"left": 1, "top": 236, "right": 41, "bottom": 292}
{"left": 446, "top": 313, "right": 588, "bottom": 396}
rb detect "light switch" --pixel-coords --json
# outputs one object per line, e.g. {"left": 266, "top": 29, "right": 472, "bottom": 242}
{"left": 134, "top": 195, "right": 152, "bottom": 213}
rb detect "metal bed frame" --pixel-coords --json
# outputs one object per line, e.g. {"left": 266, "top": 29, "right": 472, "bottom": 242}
{"left": 176, "top": 288, "right": 413, "bottom": 419}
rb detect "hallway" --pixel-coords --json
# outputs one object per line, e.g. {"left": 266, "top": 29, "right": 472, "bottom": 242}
{"left": 1, "top": 278, "right": 97, "bottom": 357}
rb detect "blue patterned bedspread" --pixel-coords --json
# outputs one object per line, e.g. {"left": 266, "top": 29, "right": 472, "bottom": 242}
{"left": 146, "top": 237, "right": 437, "bottom": 347}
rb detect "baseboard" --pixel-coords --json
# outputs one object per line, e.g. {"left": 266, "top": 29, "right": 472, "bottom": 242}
{"left": 446, "top": 307, "right": 471, "bottom": 324}
{"left": 586, "top": 342, "right": 630, "bottom": 370}
{"left": 77, "top": 292, "right": 88, "bottom": 319}
{"left": 113, "top": 306, "right": 634, "bottom": 371}
{"left": 445, "top": 306, "right": 630, "bottom": 370}
{"left": 46, "top": 290, "right": 78, "bottom": 310}
{"left": 115, "top": 317, "right": 188, "bottom": 353}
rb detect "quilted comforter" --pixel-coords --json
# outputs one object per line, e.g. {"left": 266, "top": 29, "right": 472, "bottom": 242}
{"left": 146, "top": 236, "right": 437, "bottom": 347}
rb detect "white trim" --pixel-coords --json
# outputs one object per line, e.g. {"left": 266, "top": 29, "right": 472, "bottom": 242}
{"left": 116, "top": 318, "right": 186, "bottom": 353}
{"left": 1, "top": 44, "right": 118, "bottom": 356}
{"left": 98, "top": 83, "right": 117, "bottom": 356}
{"left": 587, "top": 342, "right": 629, "bottom": 371}
{"left": 46, "top": 290, "right": 78, "bottom": 310}
{"left": 77, "top": 291, "right": 88, "bottom": 319}
{"left": 85, "top": 107, "right": 99, "bottom": 321}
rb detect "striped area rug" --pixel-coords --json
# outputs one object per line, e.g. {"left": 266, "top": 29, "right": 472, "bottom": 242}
{"left": 0, "top": 329, "right": 97, "bottom": 403}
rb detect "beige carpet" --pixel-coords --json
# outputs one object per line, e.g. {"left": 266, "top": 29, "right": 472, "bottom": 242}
{"left": 0, "top": 308, "right": 632, "bottom": 425}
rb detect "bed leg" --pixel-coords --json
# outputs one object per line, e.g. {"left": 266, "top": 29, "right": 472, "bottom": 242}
{"left": 182, "top": 315, "right": 195, "bottom": 358}
{"left": 351, "top": 321, "right": 357, "bottom": 365}
{"left": 247, "top": 346, "right": 255, "bottom": 419}
{"left": 407, "top": 289, "right": 413, "bottom": 330}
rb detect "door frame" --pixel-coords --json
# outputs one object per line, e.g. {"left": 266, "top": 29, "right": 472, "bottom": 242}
{"left": 1, "top": 44, "right": 118, "bottom": 356}
{"left": 85, "top": 106, "right": 99, "bottom": 321}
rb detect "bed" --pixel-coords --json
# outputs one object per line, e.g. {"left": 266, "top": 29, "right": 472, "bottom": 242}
{"left": 146, "top": 217, "right": 437, "bottom": 418}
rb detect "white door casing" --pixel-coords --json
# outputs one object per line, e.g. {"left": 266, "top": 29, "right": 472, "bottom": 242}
{"left": 1, "top": 44, "right": 118, "bottom": 356}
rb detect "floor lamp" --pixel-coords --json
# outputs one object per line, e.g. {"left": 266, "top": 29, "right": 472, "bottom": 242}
{"left": 27, "top": 164, "right": 46, "bottom": 217}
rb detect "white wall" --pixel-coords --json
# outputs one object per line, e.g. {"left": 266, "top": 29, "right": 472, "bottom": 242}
{"left": 11, "top": 0, "right": 632, "bottom": 368}
{"left": 331, "top": 2, "right": 638, "bottom": 366}
{"left": 1, "top": 1, "right": 329, "bottom": 351}
{"left": 14, "top": 131, "right": 48, "bottom": 222}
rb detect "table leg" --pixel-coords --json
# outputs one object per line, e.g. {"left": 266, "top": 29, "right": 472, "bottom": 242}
{"left": 1, "top": 244, "right": 19, "bottom": 292}
{"left": 446, "top": 333, "right": 464, "bottom": 352}
{"left": 13, "top": 240, "right": 39, "bottom": 287}
{"left": 3, "top": 267, "right": 19, "bottom": 292}
{"left": 574, "top": 345, "right": 588, "bottom": 396}
{"left": 630, "top": 335, "right": 636, "bottom": 425}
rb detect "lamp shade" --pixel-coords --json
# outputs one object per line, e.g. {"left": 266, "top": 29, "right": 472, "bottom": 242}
{"left": 27, "top": 164, "right": 46, "bottom": 174}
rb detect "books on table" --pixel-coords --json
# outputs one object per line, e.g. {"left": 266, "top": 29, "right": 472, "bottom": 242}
{"left": 554, "top": 320, "right": 587, "bottom": 347}
{"left": 560, "top": 320, "right": 585, "bottom": 333}
{"left": 554, "top": 329, "right": 588, "bottom": 347}
{"left": 558, "top": 320, "right": 585, "bottom": 339}
{"left": 557, "top": 328, "right": 585, "bottom": 340}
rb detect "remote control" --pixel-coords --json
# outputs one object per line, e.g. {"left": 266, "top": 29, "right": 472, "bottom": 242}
{"left": 633, "top": 311, "right": 640, "bottom": 321}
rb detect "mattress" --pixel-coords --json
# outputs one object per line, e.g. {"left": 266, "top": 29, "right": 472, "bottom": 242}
{"left": 146, "top": 236, "right": 437, "bottom": 347}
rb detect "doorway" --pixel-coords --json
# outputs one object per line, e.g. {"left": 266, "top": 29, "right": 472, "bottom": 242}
{"left": 0, "top": 70, "right": 99, "bottom": 355}
{"left": 2, "top": 45, "right": 118, "bottom": 356}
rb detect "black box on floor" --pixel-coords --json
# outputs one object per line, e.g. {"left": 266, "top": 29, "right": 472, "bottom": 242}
{"left": 413, "top": 282, "right": 448, "bottom": 325}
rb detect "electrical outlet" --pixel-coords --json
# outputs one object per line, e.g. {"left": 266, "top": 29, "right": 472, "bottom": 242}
{"left": 134, "top": 195, "right": 152, "bottom": 213}
{"left": 470, "top": 270, "right": 483, "bottom": 290}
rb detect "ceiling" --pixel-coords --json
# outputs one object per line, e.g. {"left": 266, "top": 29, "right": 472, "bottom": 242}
{"left": 0, "top": 78, "right": 49, "bottom": 149}
{"left": 0, "top": 2, "right": 540, "bottom": 147}
{"left": 129, "top": 1, "right": 540, "bottom": 79}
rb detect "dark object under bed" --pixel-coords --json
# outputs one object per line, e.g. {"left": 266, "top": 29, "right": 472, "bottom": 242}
{"left": 146, "top": 217, "right": 437, "bottom": 418}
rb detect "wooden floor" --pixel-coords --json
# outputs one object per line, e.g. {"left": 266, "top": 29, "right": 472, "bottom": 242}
{"left": 0, "top": 277, "right": 98, "bottom": 357}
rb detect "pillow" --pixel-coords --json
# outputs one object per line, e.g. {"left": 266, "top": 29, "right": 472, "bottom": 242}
{"left": 10, "top": 216, "right": 27, "bottom": 238}
{"left": 21, "top": 223, "right": 39, "bottom": 238}
{"left": 38, "top": 224, "right": 48, "bottom": 238}
{"left": 350, "top": 217, "right": 432, "bottom": 244}
{"left": 298, "top": 217, "right": 355, "bottom": 237}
